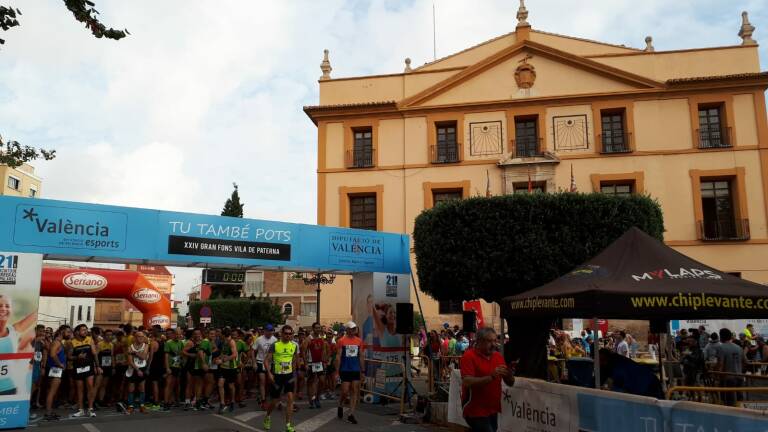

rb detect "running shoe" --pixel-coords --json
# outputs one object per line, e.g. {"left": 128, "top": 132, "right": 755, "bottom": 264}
{"left": 139, "top": 405, "right": 147, "bottom": 414}
{"left": 285, "top": 422, "right": 295, "bottom": 432}
{"left": 183, "top": 402, "right": 191, "bottom": 411}
{"left": 127, "top": 407, "right": 134, "bottom": 415}
{"left": 315, "top": 400, "right": 322, "bottom": 409}
{"left": 337, "top": 406, "right": 343, "bottom": 419}
{"left": 347, "top": 415, "right": 358, "bottom": 424}
{"left": 117, "top": 402, "right": 127, "bottom": 413}
{"left": 263, "top": 415, "right": 271, "bottom": 431}
{"left": 218, "top": 405, "right": 225, "bottom": 414}
{"left": 70, "top": 410, "right": 86, "bottom": 418}
{"left": 88, "top": 408, "right": 96, "bottom": 418}
{"left": 228, "top": 402, "right": 235, "bottom": 413}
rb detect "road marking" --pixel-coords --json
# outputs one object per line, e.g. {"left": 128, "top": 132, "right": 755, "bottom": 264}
{"left": 82, "top": 423, "right": 101, "bottom": 432}
{"left": 295, "top": 408, "right": 338, "bottom": 432}
{"left": 213, "top": 414, "right": 263, "bottom": 431}
{"left": 235, "top": 411, "right": 264, "bottom": 422}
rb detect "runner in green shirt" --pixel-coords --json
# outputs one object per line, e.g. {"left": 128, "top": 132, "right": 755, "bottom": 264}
{"left": 163, "top": 328, "right": 185, "bottom": 409}
{"left": 216, "top": 328, "right": 239, "bottom": 414}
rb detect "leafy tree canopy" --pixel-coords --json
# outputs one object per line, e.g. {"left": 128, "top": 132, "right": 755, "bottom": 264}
{"left": 221, "top": 183, "right": 245, "bottom": 218}
{"left": 413, "top": 192, "right": 664, "bottom": 304}
{"left": 0, "top": 1, "right": 128, "bottom": 168}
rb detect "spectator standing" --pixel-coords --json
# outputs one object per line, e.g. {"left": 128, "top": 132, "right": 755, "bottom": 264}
{"left": 681, "top": 336, "right": 704, "bottom": 386}
{"left": 703, "top": 333, "right": 722, "bottom": 369}
{"left": 718, "top": 328, "right": 746, "bottom": 406}
{"left": 460, "top": 327, "right": 514, "bottom": 432}
{"left": 615, "top": 331, "right": 629, "bottom": 357}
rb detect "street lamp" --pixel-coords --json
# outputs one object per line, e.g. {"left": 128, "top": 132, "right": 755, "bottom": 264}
{"left": 297, "top": 272, "right": 336, "bottom": 324}
{"left": 249, "top": 293, "right": 256, "bottom": 330}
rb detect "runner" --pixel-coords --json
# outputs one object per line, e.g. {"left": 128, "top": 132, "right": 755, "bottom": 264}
{"left": 94, "top": 327, "right": 114, "bottom": 407}
{"left": 69, "top": 324, "right": 100, "bottom": 418}
{"left": 216, "top": 328, "right": 239, "bottom": 414}
{"left": 44, "top": 325, "right": 71, "bottom": 422}
{"left": 234, "top": 329, "right": 249, "bottom": 407}
{"left": 183, "top": 328, "right": 209, "bottom": 410}
{"left": 335, "top": 321, "right": 364, "bottom": 424}
{"left": 202, "top": 329, "right": 218, "bottom": 409}
{"left": 324, "top": 330, "right": 337, "bottom": 400}
{"left": 304, "top": 322, "right": 329, "bottom": 409}
{"left": 263, "top": 325, "right": 298, "bottom": 432}
{"left": 112, "top": 330, "right": 128, "bottom": 406}
{"left": 31, "top": 324, "right": 47, "bottom": 409}
{"left": 252, "top": 324, "right": 277, "bottom": 409}
{"left": 164, "top": 328, "right": 184, "bottom": 410}
{"left": 124, "top": 331, "right": 150, "bottom": 414}
{"left": 295, "top": 329, "right": 307, "bottom": 401}
{"left": 148, "top": 326, "right": 166, "bottom": 409}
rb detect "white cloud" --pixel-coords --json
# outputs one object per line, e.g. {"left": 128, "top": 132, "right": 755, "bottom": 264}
{"left": 0, "top": 0, "right": 765, "bottom": 302}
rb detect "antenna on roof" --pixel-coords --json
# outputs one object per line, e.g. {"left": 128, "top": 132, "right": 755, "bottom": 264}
{"left": 432, "top": 1, "right": 437, "bottom": 61}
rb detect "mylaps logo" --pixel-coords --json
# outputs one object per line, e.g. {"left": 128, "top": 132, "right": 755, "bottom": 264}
{"left": 632, "top": 268, "right": 722, "bottom": 282}
{"left": 63, "top": 272, "right": 108, "bottom": 292}
{"left": 132, "top": 288, "right": 162, "bottom": 304}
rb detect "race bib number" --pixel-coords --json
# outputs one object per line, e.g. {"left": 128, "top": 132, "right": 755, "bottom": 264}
{"left": 76, "top": 366, "right": 91, "bottom": 374}
{"left": 135, "top": 358, "right": 147, "bottom": 368}
{"left": 101, "top": 357, "right": 112, "bottom": 367}
{"left": 115, "top": 354, "right": 126, "bottom": 363}
{"left": 172, "top": 356, "right": 181, "bottom": 366}
{"left": 345, "top": 345, "right": 359, "bottom": 358}
{"left": 34, "top": 352, "right": 43, "bottom": 362}
{"left": 280, "top": 362, "right": 292, "bottom": 373}
{"left": 48, "top": 367, "right": 63, "bottom": 378}
{"left": 311, "top": 362, "right": 323, "bottom": 372}
{"left": 209, "top": 363, "right": 218, "bottom": 370}
{"left": 125, "top": 368, "right": 134, "bottom": 378}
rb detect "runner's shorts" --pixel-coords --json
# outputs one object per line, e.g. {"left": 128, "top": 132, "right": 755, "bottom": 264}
{"left": 128, "top": 367, "right": 148, "bottom": 383}
{"left": 269, "top": 373, "right": 295, "bottom": 399}
{"left": 255, "top": 362, "right": 267, "bottom": 374}
{"left": 74, "top": 365, "right": 95, "bottom": 381}
{"left": 170, "top": 367, "right": 182, "bottom": 378}
{"left": 219, "top": 368, "right": 238, "bottom": 384}
{"left": 339, "top": 371, "right": 361, "bottom": 383}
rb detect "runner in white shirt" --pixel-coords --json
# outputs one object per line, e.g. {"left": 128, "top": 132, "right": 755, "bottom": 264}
{"left": 251, "top": 324, "right": 277, "bottom": 409}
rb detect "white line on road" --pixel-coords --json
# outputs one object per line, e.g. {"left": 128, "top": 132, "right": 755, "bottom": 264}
{"left": 213, "top": 414, "right": 263, "bottom": 431}
{"left": 82, "top": 423, "right": 101, "bottom": 432}
{"left": 295, "top": 408, "right": 338, "bottom": 432}
{"left": 235, "top": 411, "right": 264, "bottom": 422}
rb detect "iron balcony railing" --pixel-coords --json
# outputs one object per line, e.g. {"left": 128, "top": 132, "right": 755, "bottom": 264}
{"left": 697, "top": 127, "right": 732, "bottom": 149}
{"left": 698, "top": 218, "right": 750, "bottom": 241}
{"left": 513, "top": 137, "right": 543, "bottom": 158}
{"left": 345, "top": 148, "right": 376, "bottom": 168}
{"left": 599, "top": 132, "right": 633, "bottom": 154}
{"left": 430, "top": 143, "right": 461, "bottom": 164}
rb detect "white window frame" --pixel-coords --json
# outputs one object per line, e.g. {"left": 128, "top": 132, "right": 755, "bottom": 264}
{"left": 29, "top": 186, "right": 37, "bottom": 197}
{"left": 7, "top": 175, "right": 20, "bottom": 190}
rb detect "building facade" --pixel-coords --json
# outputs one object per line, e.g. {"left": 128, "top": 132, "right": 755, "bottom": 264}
{"left": 306, "top": 8, "right": 768, "bottom": 329}
{"left": 0, "top": 163, "right": 41, "bottom": 198}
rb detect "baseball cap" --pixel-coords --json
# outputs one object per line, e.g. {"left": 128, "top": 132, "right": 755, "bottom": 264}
{"left": 264, "top": 324, "right": 274, "bottom": 331}
{"left": 345, "top": 321, "right": 357, "bottom": 329}
{"left": 443, "top": 322, "right": 450, "bottom": 329}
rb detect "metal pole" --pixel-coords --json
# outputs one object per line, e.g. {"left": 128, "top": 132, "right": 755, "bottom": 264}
{"left": 316, "top": 274, "right": 321, "bottom": 324}
{"left": 593, "top": 317, "right": 601, "bottom": 389}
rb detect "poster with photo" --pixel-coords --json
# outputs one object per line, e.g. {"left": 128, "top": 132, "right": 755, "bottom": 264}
{"left": 352, "top": 273, "right": 410, "bottom": 401}
{"left": 0, "top": 252, "right": 42, "bottom": 430}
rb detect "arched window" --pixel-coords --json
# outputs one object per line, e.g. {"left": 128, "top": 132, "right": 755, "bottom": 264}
{"left": 282, "top": 302, "right": 293, "bottom": 316}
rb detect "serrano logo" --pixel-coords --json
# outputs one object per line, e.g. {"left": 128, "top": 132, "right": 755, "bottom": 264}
{"left": 132, "top": 288, "right": 162, "bottom": 304}
{"left": 63, "top": 272, "right": 108, "bottom": 292}
{"left": 149, "top": 314, "right": 171, "bottom": 327}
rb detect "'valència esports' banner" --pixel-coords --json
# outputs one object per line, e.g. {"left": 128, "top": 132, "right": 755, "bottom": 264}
{"left": 0, "top": 252, "right": 42, "bottom": 430}
{"left": 0, "top": 197, "right": 411, "bottom": 274}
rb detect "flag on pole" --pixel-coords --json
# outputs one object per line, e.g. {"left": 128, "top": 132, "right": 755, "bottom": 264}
{"left": 486, "top": 169, "right": 491, "bottom": 197}
{"left": 570, "top": 164, "right": 577, "bottom": 192}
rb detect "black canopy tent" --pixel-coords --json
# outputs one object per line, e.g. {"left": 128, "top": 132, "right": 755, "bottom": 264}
{"left": 502, "top": 227, "right": 768, "bottom": 390}
{"left": 503, "top": 227, "right": 768, "bottom": 320}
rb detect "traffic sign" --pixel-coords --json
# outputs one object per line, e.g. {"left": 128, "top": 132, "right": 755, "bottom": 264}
{"left": 200, "top": 317, "right": 212, "bottom": 324}
{"left": 200, "top": 305, "right": 212, "bottom": 318}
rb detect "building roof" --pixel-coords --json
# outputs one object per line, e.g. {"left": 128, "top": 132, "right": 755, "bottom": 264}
{"left": 666, "top": 72, "right": 768, "bottom": 84}
{"left": 303, "top": 101, "right": 397, "bottom": 111}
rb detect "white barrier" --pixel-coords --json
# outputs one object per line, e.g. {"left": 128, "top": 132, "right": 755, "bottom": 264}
{"left": 447, "top": 369, "right": 768, "bottom": 431}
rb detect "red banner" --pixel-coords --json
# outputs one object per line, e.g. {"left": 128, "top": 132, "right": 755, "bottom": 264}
{"left": 40, "top": 268, "right": 171, "bottom": 328}
{"left": 463, "top": 300, "right": 485, "bottom": 328}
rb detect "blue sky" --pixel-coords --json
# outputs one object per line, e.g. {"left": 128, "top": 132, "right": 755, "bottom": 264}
{"left": 0, "top": 0, "right": 765, "bottom": 300}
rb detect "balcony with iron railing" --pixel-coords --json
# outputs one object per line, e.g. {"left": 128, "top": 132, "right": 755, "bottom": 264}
{"left": 512, "top": 137, "right": 543, "bottom": 158}
{"left": 599, "top": 132, "right": 633, "bottom": 154}
{"left": 697, "top": 127, "right": 732, "bottom": 149}
{"left": 698, "top": 218, "right": 750, "bottom": 241}
{"left": 430, "top": 143, "right": 462, "bottom": 164}
{"left": 345, "top": 148, "right": 376, "bottom": 168}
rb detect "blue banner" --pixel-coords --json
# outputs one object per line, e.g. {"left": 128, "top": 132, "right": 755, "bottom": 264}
{"left": 0, "top": 197, "right": 411, "bottom": 274}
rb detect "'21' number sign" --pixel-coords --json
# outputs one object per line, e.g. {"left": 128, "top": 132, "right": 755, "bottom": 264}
{"left": 0, "top": 254, "right": 19, "bottom": 284}
{"left": 0, "top": 255, "right": 17, "bottom": 269}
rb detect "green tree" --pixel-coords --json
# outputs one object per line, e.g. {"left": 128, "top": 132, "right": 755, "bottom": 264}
{"left": 221, "top": 183, "right": 245, "bottom": 218}
{"left": 413, "top": 192, "right": 664, "bottom": 377}
{"left": 0, "top": 1, "right": 128, "bottom": 168}
{"left": 189, "top": 296, "right": 284, "bottom": 329}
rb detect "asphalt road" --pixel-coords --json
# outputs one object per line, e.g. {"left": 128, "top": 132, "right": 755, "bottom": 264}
{"left": 28, "top": 398, "right": 443, "bottom": 432}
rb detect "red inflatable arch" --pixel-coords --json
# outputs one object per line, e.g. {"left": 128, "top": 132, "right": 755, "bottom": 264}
{"left": 40, "top": 268, "right": 172, "bottom": 329}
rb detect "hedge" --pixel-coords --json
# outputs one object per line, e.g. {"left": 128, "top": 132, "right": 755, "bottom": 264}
{"left": 413, "top": 192, "right": 664, "bottom": 303}
{"left": 188, "top": 296, "right": 284, "bottom": 329}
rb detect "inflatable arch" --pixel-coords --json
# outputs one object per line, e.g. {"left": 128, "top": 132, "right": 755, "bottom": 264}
{"left": 40, "top": 268, "right": 172, "bottom": 328}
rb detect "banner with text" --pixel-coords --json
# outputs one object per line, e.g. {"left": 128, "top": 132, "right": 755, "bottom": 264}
{"left": 447, "top": 371, "right": 768, "bottom": 431}
{"left": 0, "top": 252, "right": 42, "bottom": 430}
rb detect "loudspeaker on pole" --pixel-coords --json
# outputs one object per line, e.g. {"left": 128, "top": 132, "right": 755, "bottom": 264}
{"left": 395, "top": 302, "right": 414, "bottom": 334}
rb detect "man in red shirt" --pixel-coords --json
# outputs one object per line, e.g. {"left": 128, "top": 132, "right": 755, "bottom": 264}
{"left": 460, "top": 327, "right": 514, "bottom": 432}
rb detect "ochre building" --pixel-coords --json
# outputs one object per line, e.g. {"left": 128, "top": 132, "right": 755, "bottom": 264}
{"left": 305, "top": 8, "right": 768, "bottom": 329}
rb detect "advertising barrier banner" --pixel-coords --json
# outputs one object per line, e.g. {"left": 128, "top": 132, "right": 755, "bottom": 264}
{"left": 447, "top": 370, "right": 768, "bottom": 432}
{"left": 0, "top": 252, "right": 42, "bottom": 430}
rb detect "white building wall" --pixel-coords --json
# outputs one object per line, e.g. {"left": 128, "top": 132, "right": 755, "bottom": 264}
{"left": 37, "top": 297, "right": 95, "bottom": 329}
